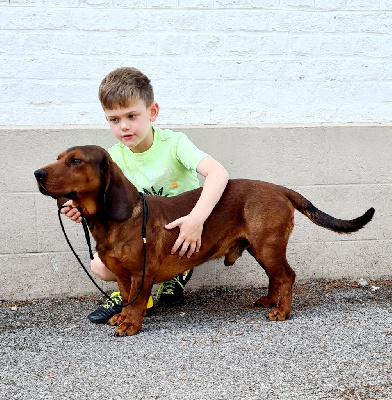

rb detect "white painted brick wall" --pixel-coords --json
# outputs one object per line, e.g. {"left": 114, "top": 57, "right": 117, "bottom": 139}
{"left": 0, "top": 2, "right": 391, "bottom": 125}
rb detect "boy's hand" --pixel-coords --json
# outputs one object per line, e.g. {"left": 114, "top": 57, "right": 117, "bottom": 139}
{"left": 60, "top": 200, "right": 82, "bottom": 223}
{"left": 165, "top": 213, "right": 203, "bottom": 258}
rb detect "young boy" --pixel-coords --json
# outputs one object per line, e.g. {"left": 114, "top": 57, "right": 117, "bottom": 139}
{"left": 61, "top": 67, "right": 229, "bottom": 324}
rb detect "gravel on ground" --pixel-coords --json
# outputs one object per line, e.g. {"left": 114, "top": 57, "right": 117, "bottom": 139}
{"left": 1, "top": 280, "right": 391, "bottom": 400}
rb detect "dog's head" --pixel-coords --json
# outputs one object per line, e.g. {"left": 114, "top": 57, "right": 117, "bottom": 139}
{"left": 34, "top": 145, "right": 135, "bottom": 221}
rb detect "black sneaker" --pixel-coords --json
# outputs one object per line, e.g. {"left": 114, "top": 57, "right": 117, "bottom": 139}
{"left": 87, "top": 291, "right": 123, "bottom": 324}
{"left": 157, "top": 269, "right": 193, "bottom": 308}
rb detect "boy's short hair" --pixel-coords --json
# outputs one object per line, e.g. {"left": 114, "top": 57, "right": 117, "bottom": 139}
{"left": 98, "top": 67, "right": 154, "bottom": 109}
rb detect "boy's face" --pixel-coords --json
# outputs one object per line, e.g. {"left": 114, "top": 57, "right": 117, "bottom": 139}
{"left": 104, "top": 100, "right": 159, "bottom": 153}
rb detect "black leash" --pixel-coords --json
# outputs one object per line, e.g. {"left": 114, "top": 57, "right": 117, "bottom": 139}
{"left": 58, "top": 193, "right": 149, "bottom": 308}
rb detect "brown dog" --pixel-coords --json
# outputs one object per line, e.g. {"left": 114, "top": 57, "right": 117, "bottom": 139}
{"left": 34, "top": 145, "right": 374, "bottom": 336}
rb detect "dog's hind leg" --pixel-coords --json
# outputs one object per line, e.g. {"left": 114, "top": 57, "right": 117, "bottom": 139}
{"left": 250, "top": 243, "right": 296, "bottom": 321}
{"left": 267, "top": 259, "right": 296, "bottom": 321}
{"left": 248, "top": 201, "right": 296, "bottom": 320}
{"left": 247, "top": 248, "right": 276, "bottom": 307}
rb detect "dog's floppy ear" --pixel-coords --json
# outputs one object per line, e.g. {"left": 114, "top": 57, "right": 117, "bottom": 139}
{"left": 103, "top": 158, "right": 135, "bottom": 222}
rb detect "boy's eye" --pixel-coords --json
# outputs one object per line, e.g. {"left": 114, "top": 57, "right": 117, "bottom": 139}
{"left": 128, "top": 114, "right": 135, "bottom": 119}
{"left": 109, "top": 118, "right": 118, "bottom": 123}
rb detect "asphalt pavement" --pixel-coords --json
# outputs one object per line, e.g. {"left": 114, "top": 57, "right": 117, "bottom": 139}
{"left": 1, "top": 281, "right": 391, "bottom": 400}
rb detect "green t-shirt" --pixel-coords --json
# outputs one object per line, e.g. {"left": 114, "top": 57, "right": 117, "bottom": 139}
{"left": 108, "top": 126, "right": 208, "bottom": 197}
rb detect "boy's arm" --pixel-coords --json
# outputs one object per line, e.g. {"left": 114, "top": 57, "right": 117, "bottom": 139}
{"left": 165, "top": 156, "right": 229, "bottom": 258}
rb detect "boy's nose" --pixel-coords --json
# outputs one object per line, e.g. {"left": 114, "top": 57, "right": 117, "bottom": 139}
{"left": 120, "top": 120, "right": 130, "bottom": 130}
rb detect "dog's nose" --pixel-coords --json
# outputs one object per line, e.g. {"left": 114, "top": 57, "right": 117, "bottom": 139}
{"left": 34, "top": 169, "right": 48, "bottom": 181}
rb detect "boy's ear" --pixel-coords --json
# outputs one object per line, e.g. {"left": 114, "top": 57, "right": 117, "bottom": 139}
{"left": 149, "top": 102, "right": 159, "bottom": 122}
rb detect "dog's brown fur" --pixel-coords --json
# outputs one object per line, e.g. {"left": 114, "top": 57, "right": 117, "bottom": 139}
{"left": 34, "top": 145, "right": 375, "bottom": 336}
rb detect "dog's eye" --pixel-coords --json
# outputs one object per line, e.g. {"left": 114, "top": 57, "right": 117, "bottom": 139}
{"left": 69, "top": 158, "right": 82, "bottom": 165}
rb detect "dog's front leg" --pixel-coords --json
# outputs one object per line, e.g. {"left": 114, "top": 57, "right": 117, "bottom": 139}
{"left": 109, "top": 275, "right": 153, "bottom": 336}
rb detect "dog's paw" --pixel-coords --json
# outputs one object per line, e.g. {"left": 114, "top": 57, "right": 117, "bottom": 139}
{"left": 108, "top": 313, "right": 123, "bottom": 326}
{"left": 114, "top": 320, "right": 142, "bottom": 337}
{"left": 267, "top": 307, "right": 290, "bottom": 321}
{"left": 254, "top": 296, "right": 277, "bottom": 308}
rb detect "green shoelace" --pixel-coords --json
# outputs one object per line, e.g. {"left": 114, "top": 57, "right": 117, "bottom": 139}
{"left": 155, "top": 277, "right": 184, "bottom": 299}
{"left": 102, "top": 292, "right": 122, "bottom": 309}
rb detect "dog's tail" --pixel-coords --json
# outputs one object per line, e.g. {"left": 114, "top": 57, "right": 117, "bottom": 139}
{"left": 283, "top": 188, "right": 375, "bottom": 233}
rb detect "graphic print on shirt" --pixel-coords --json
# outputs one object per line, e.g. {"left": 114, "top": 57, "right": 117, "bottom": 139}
{"left": 142, "top": 186, "right": 168, "bottom": 197}
{"left": 124, "top": 165, "right": 174, "bottom": 197}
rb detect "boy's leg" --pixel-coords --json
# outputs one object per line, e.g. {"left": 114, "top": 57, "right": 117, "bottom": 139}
{"left": 90, "top": 253, "right": 117, "bottom": 281}
{"left": 88, "top": 253, "right": 153, "bottom": 324}
{"left": 157, "top": 269, "right": 193, "bottom": 307}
